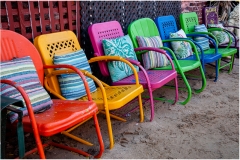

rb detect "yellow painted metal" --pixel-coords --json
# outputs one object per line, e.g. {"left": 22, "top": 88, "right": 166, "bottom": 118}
{"left": 34, "top": 31, "right": 144, "bottom": 149}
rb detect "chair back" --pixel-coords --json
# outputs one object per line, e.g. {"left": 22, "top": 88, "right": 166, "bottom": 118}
{"left": 0, "top": 30, "right": 44, "bottom": 84}
{"left": 127, "top": 18, "right": 160, "bottom": 60}
{"left": 202, "top": 7, "right": 219, "bottom": 26}
{"left": 180, "top": 12, "right": 199, "bottom": 34}
{"left": 34, "top": 31, "right": 81, "bottom": 94}
{"left": 88, "top": 21, "right": 124, "bottom": 77}
{"left": 154, "top": 15, "right": 178, "bottom": 49}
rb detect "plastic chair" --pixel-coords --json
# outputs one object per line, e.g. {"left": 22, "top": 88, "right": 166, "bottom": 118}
{"left": 155, "top": 15, "right": 221, "bottom": 82}
{"left": 180, "top": 12, "right": 237, "bottom": 74}
{"left": 33, "top": 30, "right": 144, "bottom": 149}
{"left": 128, "top": 18, "right": 207, "bottom": 105}
{"left": 88, "top": 20, "right": 178, "bottom": 122}
{"left": 202, "top": 6, "right": 239, "bottom": 57}
{"left": 0, "top": 29, "right": 104, "bottom": 159}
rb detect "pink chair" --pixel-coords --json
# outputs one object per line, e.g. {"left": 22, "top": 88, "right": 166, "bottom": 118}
{"left": 88, "top": 21, "right": 179, "bottom": 121}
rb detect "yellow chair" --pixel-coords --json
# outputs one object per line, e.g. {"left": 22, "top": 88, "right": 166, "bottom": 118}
{"left": 34, "top": 30, "right": 144, "bottom": 149}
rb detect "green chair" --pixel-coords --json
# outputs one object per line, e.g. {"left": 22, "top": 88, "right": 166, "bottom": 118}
{"left": 128, "top": 18, "right": 206, "bottom": 105}
{"left": 180, "top": 12, "right": 237, "bottom": 73}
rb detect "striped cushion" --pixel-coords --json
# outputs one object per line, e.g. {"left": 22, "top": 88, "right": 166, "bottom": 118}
{"left": 136, "top": 36, "right": 170, "bottom": 70}
{"left": 0, "top": 56, "right": 53, "bottom": 123}
{"left": 53, "top": 49, "right": 97, "bottom": 100}
{"left": 194, "top": 24, "right": 210, "bottom": 52}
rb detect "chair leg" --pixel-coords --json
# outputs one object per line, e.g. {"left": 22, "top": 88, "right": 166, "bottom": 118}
{"left": 214, "top": 60, "right": 219, "bottom": 82}
{"left": 105, "top": 109, "right": 115, "bottom": 149}
{"left": 228, "top": 54, "right": 235, "bottom": 73}
{"left": 179, "top": 73, "right": 192, "bottom": 105}
{"left": 147, "top": 85, "right": 155, "bottom": 122}
{"left": 93, "top": 114, "right": 104, "bottom": 158}
{"left": 138, "top": 95, "right": 144, "bottom": 123}
{"left": 194, "top": 65, "right": 207, "bottom": 94}
{"left": 173, "top": 77, "right": 179, "bottom": 105}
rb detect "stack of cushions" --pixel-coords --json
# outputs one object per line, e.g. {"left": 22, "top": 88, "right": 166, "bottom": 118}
{"left": 170, "top": 29, "right": 193, "bottom": 59}
{"left": 208, "top": 23, "right": 231, "bottom": 45}
{"left": 0, "top": 56, "right": 53, "bottom": 123}
{"left": 194, "top": 24, "right": 210, "bottom": 52}
{"left": 102, "top": 35, "right": 139, "bottom": 82}
{"left": 136, "top": 36, "right": 170, "bottom": 70}
{"left": 53, "top": 49, "right": 97, "bottom": 100}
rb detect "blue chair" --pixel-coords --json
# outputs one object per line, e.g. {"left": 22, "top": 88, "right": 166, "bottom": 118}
{"left": 155, "top": 15, "right": 221, "bottom": 82}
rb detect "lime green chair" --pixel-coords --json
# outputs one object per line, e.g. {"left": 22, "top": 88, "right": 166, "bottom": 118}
{"left": 180, "top": 12, "right": 237, "bottom": 73}
{"left": 128, "top": 18, "right": 206, "bottom": 105}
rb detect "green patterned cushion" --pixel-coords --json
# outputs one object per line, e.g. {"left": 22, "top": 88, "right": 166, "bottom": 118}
{"left": 102, "top": 35, "right": 139, "bottom": 82}
{"left": 136, "top": 36, "right": 170, "bottom": 70}
{"left": 0, "top": 56, "right": 53, "bottom": 123}
{"left": 208, "top": 23, "right": 230, "bottom": 45}
{"left": 53, "top": 49, "right": 97, "bottom": 100}
{"left": 170, "top": 29, "right": 193, "bottom": 59}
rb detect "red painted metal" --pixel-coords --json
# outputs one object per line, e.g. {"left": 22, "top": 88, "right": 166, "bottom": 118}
{"left": 0, "top": 1, "right": 80, "bottom": 42}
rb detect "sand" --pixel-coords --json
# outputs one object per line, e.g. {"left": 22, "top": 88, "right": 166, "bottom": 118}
{"left": 5, "top": 58, "right": 239, "bottom": 159}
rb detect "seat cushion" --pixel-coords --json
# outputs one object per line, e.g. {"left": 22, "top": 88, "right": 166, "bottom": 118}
{"left": 136, "top": 36, "right": 170, "bottom": 69}
{"left": 0, "top": 56, "right": 53, "bottom": 123}
{"left": 170, "top": 29, "right": 193, "bottom": 59}
{"left": 53, "top": 49, "right": 97, "bottom": 100}
{"left": 102, "top": 35, "right": 139, "bottom": 82}
{"left": 194, "top": 24, "right": 210, "bottom": 52}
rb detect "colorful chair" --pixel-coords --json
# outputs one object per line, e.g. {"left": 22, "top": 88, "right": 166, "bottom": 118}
{"left": 128, "top": 18, "right": 207, "bottom": 105}
{"left": 180, "top": 12, "right": 237, "bottom": 73}
{"left": 0, "top": 29, "right": 104, "bottom": 158}
{"left": 88, "top": 20, "right": 178, "bottom": 122}
{"left": 33, "top": 30, "right": 144, "bottom": 149}
{"left": 202, "top": 6, "right": 239, "bottom": 57}
{"left": 155, "top": 15, "right": 221, "bottom": 82}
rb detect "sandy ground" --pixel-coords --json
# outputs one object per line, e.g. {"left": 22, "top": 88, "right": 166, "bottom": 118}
{"left": 5, "top": 58, "right": 239, "bottom": 159}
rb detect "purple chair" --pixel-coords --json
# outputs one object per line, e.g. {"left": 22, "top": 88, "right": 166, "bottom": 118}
{"left": 202, "top": 6, "right": 239, "bottom": 57}
{"left": 88, "top": 21, "right": 178, "bottom": 122}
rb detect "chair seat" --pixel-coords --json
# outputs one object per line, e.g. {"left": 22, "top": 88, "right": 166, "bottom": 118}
{"left": 80, "top": 85, "right": 143, "bottom": 110}
{"left": 155, "top": 60, "right": 202, "bottom": 73}
{"left": 184, "top": 52, "right": 221, "bottom": 63}
{"left": 113, "top": 70, "right": 177, "bottom": 89}
{"left": 17, "top": 99, "right": 98, "bottom": 137}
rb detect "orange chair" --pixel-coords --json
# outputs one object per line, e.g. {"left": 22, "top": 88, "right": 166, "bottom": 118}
{"left": 0, "top": 29, "right": 104, "bottom": 158}
{"left": 33, "top": 30, "right": 144, "bottom": 149}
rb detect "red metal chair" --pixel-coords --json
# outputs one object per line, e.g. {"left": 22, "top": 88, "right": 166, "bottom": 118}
{"left": 88, "top": 21, "right": 178, "bottom": 122}
{"left": 0, "top": 29, "right": 104, "bottom": 159}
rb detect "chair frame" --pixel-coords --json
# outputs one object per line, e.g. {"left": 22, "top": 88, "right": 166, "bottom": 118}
{"left": 128, "top": 17, "right": 207, "bottom": 105}
{"left": 0, "top": 29, "right": 104, "bottom": 158}
{"left": 34, "top": 31, "right": 144, "bottom": 149}
{"left": 88, "top": 20, "right": 179, "bottom": 121}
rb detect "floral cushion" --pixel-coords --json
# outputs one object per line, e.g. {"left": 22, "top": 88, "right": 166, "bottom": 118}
{"left": 0, "top": 56, "right": 53, "bottom": 123}
{"left": 170, "top": 29, "right": 193, "bottom": 59}
{"left": 208, "top": 23, "right": 230, "bottom": 45}
{"left": 102, "top": 35, "right": 139, "bottom": 82}
{"left": 53, "top": 49, "right": 97, "bottom": 100}
{"left": 194, "top": 24, "right": 210, "bottom": 52}
{"left": 136, "top": 36, "right": 170, "bottom": 70}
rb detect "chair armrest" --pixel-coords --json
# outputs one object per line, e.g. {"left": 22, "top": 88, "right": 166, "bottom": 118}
{"left": 223, "top": 25, "right": 239, "bottom": 29}
{"left": 1, "top": 96, "right": 24, "bottom": 110}
{"left": 89, "top": 56, "right": 140, "bottom": 85}
{"left": 43, "top": 64, "right": 92, "bottom": 101}
{"left": 186, "top": 33, "right": 219, "bottom": 54}
{"left": 162, "top": 38, "right": 201, "bottom": 61}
